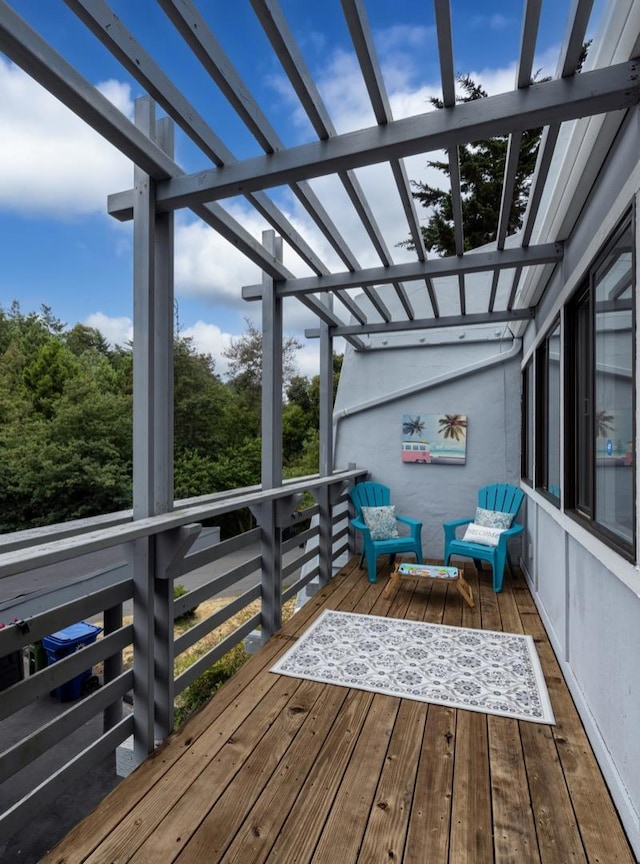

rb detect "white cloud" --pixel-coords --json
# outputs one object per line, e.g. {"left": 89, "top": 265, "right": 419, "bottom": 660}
{"left": 0, "top": 59, "right": 133, "bottom": 218}
{"left": 84, "top": 311, "right": 133, "bottom": 347}
{"left": 181, "top": 320, "right": 234, "bottom": 376}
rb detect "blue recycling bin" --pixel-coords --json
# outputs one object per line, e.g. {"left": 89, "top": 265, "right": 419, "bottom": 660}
{"left": 42, "top": 621, "right": 102, "bottom": 701}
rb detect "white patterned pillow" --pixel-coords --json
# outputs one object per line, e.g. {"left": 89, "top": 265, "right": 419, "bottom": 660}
{"left": 462, "top": 522, "right": 504, "bottom": 547}
{"left": 475, "top": 507, "right": 514, "bottom": 530}
{"left": 361, "top": 505, "right": 399, "bottom": 540}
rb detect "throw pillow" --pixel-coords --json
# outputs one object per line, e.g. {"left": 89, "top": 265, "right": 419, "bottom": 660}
{"left": 475, "top": 506, "right": 514, "bottom": 530}
{"left": 361, "top": 505, "right": 399, "bottom": 540}
{"left": 462, "top": 522, "right": 504, "bottom": 547}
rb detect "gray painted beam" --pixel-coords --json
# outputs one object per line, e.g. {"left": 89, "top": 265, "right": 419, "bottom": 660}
{"left": 65, "top": 0, "right": 334, "bottom": 279}
{"left": 557, "top": 0, "right": 595, "bottom": 78}
{"left": 152, "top": 62, "right": 640, "bottom": 210}
{"left": 517, "top": 0, "right": 543, "bottom": 89}
{"left": 339, "top": 0, "right": 417, "bottom": 319}
{"left": 158, "top": 0, "right": 371, "bottom": 286}
{"left": 305, "top": 308, "right": 534, "bottom": 338}
{"left": 434, "top": 0, "right": 465, "bottom": 270}
{"left": 435, "top": 0, "right": 456, "bottom": 108}
{"left": 0, "top": 2, "right": 173, "bottom": 180}
{"left": 249, "top": 0, "right": 396, "bottom": 322}
{"left": 109, "top": 188, "right": 296, "bottom": 283}
{"left": 0, "top": 1, "right": 295, "bottom": 283}
{"left": 496, "top": 0, "right": 541, "bottom": 250}
{"left": 242, "top": 242, "right": 562, "bottom": 298}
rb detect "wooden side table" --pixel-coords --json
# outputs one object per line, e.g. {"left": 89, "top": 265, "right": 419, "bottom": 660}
{"left": 384, "top": 560, "right": 475, "bottom": 607}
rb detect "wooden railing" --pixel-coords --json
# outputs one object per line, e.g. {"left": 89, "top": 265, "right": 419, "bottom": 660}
{"left": 0, "top": 468, "right": 366, "bottom": 842}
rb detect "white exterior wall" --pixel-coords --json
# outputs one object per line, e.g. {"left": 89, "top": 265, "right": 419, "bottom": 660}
{"left": 334, "top": 334, "right": 522, "bottom": 560}
{"left": 523, "top": 499, "right": 640, "bottom": 853}
{"left": 521, "top": 98, "right": 640, "bottom": 856}
{"left": 334, "top": 82, "right": 640, "bottom": 864}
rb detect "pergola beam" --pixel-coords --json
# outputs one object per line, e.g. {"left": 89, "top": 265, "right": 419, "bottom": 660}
{"left": 242, "top": 242, "right": 563, "bottom": 299}
{"left": 305, "top": 308, "right": 534, "bottom": 339}
{"left": 146, "top": 61, "right": 640, "bottom": 212}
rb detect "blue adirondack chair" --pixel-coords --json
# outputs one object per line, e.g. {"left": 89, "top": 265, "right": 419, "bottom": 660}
{"left": 443, "top": 483, "right": 524, "bottom": 592}
{"left": 350, "top": 482, "right": 423, "bottom": 583}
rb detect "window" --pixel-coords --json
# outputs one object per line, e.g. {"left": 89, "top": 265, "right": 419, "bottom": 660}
{"left": 536, "top": 321, "right": 561, "bottom": 503}
{"left": 521, "top": 359, "right": 534, "bottom": 484}
{"left": 566, "top": 212, "right": 635, "bottom": 554}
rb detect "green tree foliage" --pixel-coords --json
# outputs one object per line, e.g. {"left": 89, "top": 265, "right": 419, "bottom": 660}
{"left": 223, "top": 317, "right": 302, "bottom": 394}
{"left": 0, "top": 306, "right": 132, "bottom": 530}
{"left": 406, "top": 50, "right": 589, "bottom": 256}
{"left": 404, "top": 75, "right": 543, "bottom": 256}
{"left": 0, "top": 304, "right": 342, "bottom": 533}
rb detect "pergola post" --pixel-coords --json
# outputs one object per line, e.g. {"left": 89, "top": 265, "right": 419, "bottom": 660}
{"left": 259, "top": 230, "right": 284, "bottom": 641}
{"left": 317, "top": 300, "right": 334, "bottom": 585}
{"left": 152, "top": 115, "right": 176, "bottom": 742}
{"left": 131, "top": 96, "right": 175, "bottom": 760}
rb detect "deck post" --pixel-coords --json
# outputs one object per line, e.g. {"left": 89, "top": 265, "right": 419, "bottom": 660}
{"left": 152, "top": 116, "right": 176, "bottom": 742}
{"left": 318, "top": 303, "right": 334, "bottom": 584}
{"left": 260, "top": 230, "right": 284, "bottom": 640}
{"left": 131, "top": 97, "right": 175, "bottom": 761}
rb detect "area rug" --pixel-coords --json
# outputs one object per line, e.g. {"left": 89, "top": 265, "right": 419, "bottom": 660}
{"left": 271, "top": 610, "right": 555, "bottom": 724}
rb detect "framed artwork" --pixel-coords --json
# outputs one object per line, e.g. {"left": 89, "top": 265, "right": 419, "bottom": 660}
{"left": 401, "top": 413, "right": 467, "bottom": 465}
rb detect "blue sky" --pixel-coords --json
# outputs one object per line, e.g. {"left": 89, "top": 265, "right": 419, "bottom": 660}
{"left": 0, "top": 0, "right": 604, "bottom": 377}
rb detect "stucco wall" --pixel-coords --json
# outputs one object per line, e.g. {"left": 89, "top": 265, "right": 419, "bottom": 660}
{"left": 334, "top": 335, "right": 522, "bottom": 559}
{"left": 521, "top": 105, "right": 640, "bottom": 856}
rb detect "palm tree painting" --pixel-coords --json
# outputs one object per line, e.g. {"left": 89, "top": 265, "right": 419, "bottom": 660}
{"left": 438, "top": 414, "right": 468, "bottom": 442}
{"left": 402, "top": 413, "right": 467, "bottom": 464}
{"left": 402, "top": 416, "right": 426, "bottom": 437}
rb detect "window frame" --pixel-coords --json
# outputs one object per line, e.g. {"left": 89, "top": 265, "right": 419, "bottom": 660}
{"left": 535, "top": 318, "right": 561, "bottom": 506}
{"left": 564, "top": 208, "right": 636, "bottom": 559}
{"left": 521, "top": 359, "right": 534, "bottom": 486}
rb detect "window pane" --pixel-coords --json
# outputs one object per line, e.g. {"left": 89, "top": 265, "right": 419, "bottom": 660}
{"left": 594, "top": 224, "right": 634, "bottom": 543}
{"left": 546, "top": 324, "right": 561, "bottom": 498}
{"left": 522, "top": 361, "right": 534, "bottom": 482}
{"left": 575, "top": 291, "right": 592, "bottom": 514}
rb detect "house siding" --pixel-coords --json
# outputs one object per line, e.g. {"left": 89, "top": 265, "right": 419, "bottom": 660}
{"left": 334, "top": 336, "right": 522, "bottom": 560}
{"left": 522, "top": 105, "right": 640, "bottom": 856}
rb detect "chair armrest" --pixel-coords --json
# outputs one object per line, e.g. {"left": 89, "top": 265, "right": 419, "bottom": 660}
{"left": 350, "top": 517, "right": 370, "bottom": 535}
{"left": 443, "top": 517, "right": 473, "bottom": 543}
{"left": 396, "top": 515, "right": 422, "bottom": 529}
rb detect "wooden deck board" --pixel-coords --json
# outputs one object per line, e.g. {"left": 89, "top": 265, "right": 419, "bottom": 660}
{"left": 43, "top": 559, "right": 636, "bottom": 864}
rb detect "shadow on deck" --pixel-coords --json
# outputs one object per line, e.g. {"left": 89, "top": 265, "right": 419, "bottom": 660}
{"left": 42, "top": 557, "right": 635, "bottom": 864}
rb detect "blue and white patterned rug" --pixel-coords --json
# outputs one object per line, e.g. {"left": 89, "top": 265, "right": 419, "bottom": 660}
{"left": 272, "top": 610, "right": 555, "bottom": 724}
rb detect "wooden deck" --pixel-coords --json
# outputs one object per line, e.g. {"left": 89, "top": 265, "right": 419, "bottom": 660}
{"left": 43, "top": 558, "right": 635, "bottom": 864}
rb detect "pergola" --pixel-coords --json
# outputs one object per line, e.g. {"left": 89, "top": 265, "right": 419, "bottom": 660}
{"left": 2, "top": 0, "right": 637, "bottom": 491}
{"left": 2, "top": 2, "right": 640, "bottom": 857}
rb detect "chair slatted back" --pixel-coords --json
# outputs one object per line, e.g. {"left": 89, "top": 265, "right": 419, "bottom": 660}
{"left": 349, "top": 482, "right": 391, "bottom": 518}
{"left": 478, "top": 483, "right": 524, "bottom": 517}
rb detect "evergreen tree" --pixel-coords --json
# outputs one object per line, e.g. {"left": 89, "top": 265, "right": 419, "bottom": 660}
{"left": 404, "top": 75, "right": 543, "bottom": 255}
{"left": 404, "top": 49, "right": 589, "bottom": 256}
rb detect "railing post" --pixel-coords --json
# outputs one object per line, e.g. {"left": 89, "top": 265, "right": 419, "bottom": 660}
{"left": 131, "top": 97, "right": 175, "bottom": 761}
{"left": 318, "top": 301, "right": 334, "bottom": 584}
{"left": 152, "top": 115, "right": 176, "bottom": 743}
{"left": 347, "top": 463, "right": 358, "bottom": 560}
{"left": 260, "top": 230, "right": 284, "bottom": 641}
